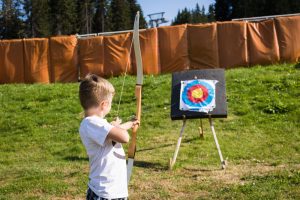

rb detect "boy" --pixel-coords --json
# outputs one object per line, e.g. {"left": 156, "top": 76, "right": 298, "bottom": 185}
{"left": 79, "top": 74, "right": 138, "bottom": 200}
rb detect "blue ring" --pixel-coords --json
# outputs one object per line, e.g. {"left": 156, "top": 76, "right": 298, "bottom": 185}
{"left": 182, "top": 80, "right": 215, "bottom": 108}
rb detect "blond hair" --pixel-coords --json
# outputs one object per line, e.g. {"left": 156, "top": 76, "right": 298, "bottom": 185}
{"left": 79, "top": 74, "right": 115, "bottom": 110}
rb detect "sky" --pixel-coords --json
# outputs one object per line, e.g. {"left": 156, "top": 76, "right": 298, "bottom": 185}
{"left": 138, "top": 0, "right": 215, "bottom": 26}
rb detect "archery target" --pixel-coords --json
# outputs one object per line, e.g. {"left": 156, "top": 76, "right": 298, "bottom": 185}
{"left": 180, "top": 79, "right": 218, "bottom": 113}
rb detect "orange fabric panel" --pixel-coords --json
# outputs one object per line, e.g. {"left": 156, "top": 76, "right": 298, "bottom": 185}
{"left": 247, "top": 20, "right": 280, "bottom": 65}
{"left": 78, "top": 36, "right": 104, "bottom": 79}
{"left": 23, "top": 38, "right": 50, "bottom": 83}
{"left": 131, "top": 28, "right": 160, "bottom": 75}
{"left": 0, "top": 39, "right": 24, "bottom": 84}
{"left": 217, "top": 21, "right": 248, "bottom": 68}
{"left": 158, "top": 24, "right": 189, "bottom": 73}
{"left": 49, "top": 36, "right": 78, "bottom": 82}
{"left": 188, "top": 23, "right": 219, "bottom": 69}
{"left": 275, "top": 16, "right": 300, "bottom": 62}
{"left": 103, "top": 33, "right": 132, "bottom": 77}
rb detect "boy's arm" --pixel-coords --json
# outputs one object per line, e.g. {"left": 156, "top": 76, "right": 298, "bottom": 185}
{"left": 107, "top": 126, "right": 130, "bottom": 143}
{"left": 111, "top": 118, "right": 139, "bottom": 130}
{"left": 119, "top": 120, "right": 139, "bottom": 130}
{"left": 107, "top": 120, "right": 139, "bottom": 143}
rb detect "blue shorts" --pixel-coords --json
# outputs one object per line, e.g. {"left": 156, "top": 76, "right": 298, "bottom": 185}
{"left": 86, "top": 188, "right": 127, "bottom": 200}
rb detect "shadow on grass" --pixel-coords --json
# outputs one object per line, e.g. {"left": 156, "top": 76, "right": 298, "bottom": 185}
{"left": 294, "top": 62, "right": 300, "bottom": 69}
{"left": 64, "top": 156, "right": 168, "bottom": 171}
{"left": 137, "top": 137, "right": 200, "bottom": 153}
{"left": 183, "top": 167, "right": 223, "bottom": 172}
{"left": 134, "top": 160, "right": 168, "bottom": 171}
{"left": 64, "top": 156, "right": 88, "bottom": 162}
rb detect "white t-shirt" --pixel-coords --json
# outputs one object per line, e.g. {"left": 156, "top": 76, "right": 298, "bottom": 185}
{"left": 79, "top": 115, "right": 128, "bottom": 199}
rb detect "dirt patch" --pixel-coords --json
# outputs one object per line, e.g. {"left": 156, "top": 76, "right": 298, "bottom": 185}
{"left": 182, "top": 161, "right": 300, "bottom": 185}
{"left": 128, "top": 161, "right": 300, "bottom": 200}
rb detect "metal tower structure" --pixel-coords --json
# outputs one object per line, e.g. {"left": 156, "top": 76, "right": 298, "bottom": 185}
{"left": 148, "top": 12, "right": 168, "bottom": 28}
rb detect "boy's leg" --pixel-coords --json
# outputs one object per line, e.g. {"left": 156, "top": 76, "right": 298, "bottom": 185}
{"left": 86, "top": 188, "right": 128, "bottom": 200}
{"left": 86, "top": 188, "right": 100, "bottom": 200}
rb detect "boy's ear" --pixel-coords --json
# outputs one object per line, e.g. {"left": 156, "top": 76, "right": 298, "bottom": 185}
{"left": 100, "top": 100, "right": 108, "bottom": 108}
{"left": 99, "top": 101, "right": 105, "bottom": 109}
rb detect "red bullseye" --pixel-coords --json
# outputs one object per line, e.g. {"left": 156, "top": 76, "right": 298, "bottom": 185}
{"left": 187, "top": 85, "right": 208, "bottom": 103}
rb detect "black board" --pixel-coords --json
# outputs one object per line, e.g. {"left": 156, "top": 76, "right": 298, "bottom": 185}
{"left": 171, "top": 69, "right": 227, "bottom": 120}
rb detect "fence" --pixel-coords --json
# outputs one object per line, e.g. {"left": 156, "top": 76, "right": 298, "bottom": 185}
{"left": 0, "top": 15, "right": 300, "bottom": 84}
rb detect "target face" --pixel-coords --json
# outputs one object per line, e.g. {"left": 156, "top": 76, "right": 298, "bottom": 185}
{"left": 180, "top": 79, "right": 218, "bottom": 113}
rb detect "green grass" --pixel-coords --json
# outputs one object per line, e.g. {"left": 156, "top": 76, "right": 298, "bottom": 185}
{"left": 0, "top": 63, "right": 299, "bottom": 199}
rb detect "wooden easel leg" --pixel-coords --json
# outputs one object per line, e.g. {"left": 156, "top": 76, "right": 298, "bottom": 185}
{"left": 198, "top": 119, "right": 204, "bottom": 139}
{"left": 209, "top": 116, "right": 226, "bottom": 169}
{"left": 169, "top": 119, "right": 187, "bottom": 170}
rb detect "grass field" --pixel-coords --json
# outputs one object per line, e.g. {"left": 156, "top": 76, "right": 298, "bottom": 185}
{"left": 0, "top": 63, "right": 299, "bottom": 199}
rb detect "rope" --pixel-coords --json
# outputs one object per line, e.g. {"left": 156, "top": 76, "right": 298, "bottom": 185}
{"left": 116, "top": 34, "right": 134, "bottom": 117}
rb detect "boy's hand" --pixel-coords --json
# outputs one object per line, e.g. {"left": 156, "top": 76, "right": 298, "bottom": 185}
{"left": 118, "top": 119, "right": 140, "bottom": 130}
{"left": 131, "top": 119, "right": 140, "bottom": 128}
{"left": 111, "top": 117, "right": 122, "bottom": 127}
{"left": 130, "top": 116, "right": 140, "bottom": 127}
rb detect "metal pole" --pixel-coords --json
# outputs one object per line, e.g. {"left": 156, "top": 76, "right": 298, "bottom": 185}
{"left": 209, "top": 115, "right": 226, "bottom": 169}
{"left": 169, "top": 118, "right": 187, "bottom": 170}
{"left": 232, "top": 13, "right": 300, "bottom": 22}
{"left": 76, "top": 28, "right": 147, "bottom": 38}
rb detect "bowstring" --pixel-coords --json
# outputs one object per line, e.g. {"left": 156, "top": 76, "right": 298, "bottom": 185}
{"left": 116, "top": 34, "right": 134, "bottom": 117}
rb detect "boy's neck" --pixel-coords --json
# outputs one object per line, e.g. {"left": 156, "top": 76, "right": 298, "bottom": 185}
{"left": 85, "top": 108, "right": 105, "bottom": 118}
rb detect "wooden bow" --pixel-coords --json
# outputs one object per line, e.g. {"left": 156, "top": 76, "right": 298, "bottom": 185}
{"left": 127, "top": 11, "right": 143, "bottom": 184}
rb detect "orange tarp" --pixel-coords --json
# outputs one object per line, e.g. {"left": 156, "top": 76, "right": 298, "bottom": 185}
{"left": 131, "top": 28, "right": 160, "bottom": 75}
{"left": 49, "top": 36, "right": 78, "bottom": 82}
{"left": 188, "top": 23, "right": 219, "bottom": 69}
{"left": 158, "top": 24, "right": 189, "bottom": 73}
{"left": 103, "top": 33, "right": 132, "bottom": 77}
{"left": 78, "top": 36, "right": 104, "bottom": 79}
{"left": 23, "top": 38, "right": 50, "bottom": 83}
{"left": 247, "top": 20, "right": 280, "bottom": 65}
{"left": 0, "top": 39, "right": 24, "bottom": 84}
{"left": 217, "top": 21, "right": 248, "bottom": 68}
{"left": 4, "top": 15, "right": 300, "bottom": 85}
{"left": 275, "top": 16, "right": 300, "bottom": 62}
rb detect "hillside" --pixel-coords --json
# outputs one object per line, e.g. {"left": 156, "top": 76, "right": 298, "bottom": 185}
{"left": 0, "top": 63, "right": 299, "bottom": 199}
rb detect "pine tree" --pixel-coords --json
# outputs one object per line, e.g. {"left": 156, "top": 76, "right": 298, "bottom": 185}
{"left": 172, "top": 3, "right": 211, "bottom": 25}
{"left": 201, "top": 5, "right": 206, "bottom": 16}
{"left": 207, "top": 4, "right": 215, "bottom": 22}
{"left": 108, "top": 0, "right": 131, "bottom": 31}
{"left": 192, "top": 3, "right": 202, "bottom": 23}
{"left": 229, "top": 0, "right": 300, "bottom": 19}
{"left": 172, "top": 8, "right": 192, "bottom": 25}
{"left": 265, "top": 0, "right": 290, "bottom": 15}
{"left": 200, "top": 5, "right": 208, "bottom": 23}
{"left": 49, "top": 0, "right": 77, "bottom": 35}
{"left": 23, "top": 0, "right": 51, "bottom": 38}
{"left": 77, "top": 0, "right": 94, "bottom": 34}
{"left": 0, "top": 0, "right": 24, "bottom": 39}
{"left": 127, "top": 0, "right": 147, "bottom": 29}
{"left": 289, "top": 0, "right": 300, "bottom": 13}
{"left": 215, "top": 0, "right": 233, "bottom": 21}
{"left": 93, "top": 0, "right": 109, "bottom": 32}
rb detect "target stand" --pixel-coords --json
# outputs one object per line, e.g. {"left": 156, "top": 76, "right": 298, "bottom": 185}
{"left": 169, "top": 69, "right": 227, "bottom": 170}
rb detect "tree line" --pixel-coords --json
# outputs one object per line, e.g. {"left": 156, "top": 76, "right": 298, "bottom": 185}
{"left": 0, "top": 0, "right": 147, "bottom": 39}
{"left": 1, "top": 0, "right": 300, "bottom": 39}
{"left": 173, "top": 0, "right": 300, "bottom": 25}
{"left": 215, "top": 0, "right": 300, "bottom": 21}
{"left": 172, "top": 3, "right": 215, "bottom": 25}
